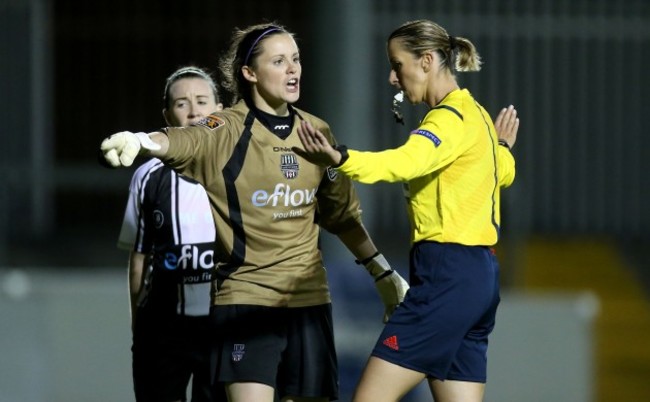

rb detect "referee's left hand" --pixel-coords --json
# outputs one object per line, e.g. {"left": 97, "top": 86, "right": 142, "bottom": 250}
{"left": 494, "top": 105, "right": 519, "bottom": 149}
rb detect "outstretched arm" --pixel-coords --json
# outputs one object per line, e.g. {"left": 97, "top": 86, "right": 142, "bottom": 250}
{"left": 100, "top": 131, "right": 170, "bottom": 167}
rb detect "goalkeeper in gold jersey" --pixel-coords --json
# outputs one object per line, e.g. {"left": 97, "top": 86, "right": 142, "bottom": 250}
{"left": 295, "top": 19, "right": 518, "bottom": 402}
{"left": 99, "top": 22, "right": 409, "bottom": 402}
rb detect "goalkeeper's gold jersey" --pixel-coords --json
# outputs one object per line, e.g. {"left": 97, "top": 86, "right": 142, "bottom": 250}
{"left": 339, "top": 89, "right": 515, "bottom": 246}
{"left": 162, "top": 100, "right": 363, "bottom": 307}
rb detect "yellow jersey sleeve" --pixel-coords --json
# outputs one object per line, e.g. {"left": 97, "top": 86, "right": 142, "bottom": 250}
{"left": 339, "top": 106, "right": 468, "bottom": 183}
{"left": 497, "top": 146, "right": 515, "bottom": 188}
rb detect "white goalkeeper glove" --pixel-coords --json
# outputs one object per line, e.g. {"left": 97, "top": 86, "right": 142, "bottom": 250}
{"left": 100, "top": 131, "right": 161, "bottom": 167}
{"left": 359, "top": 252, "right": 409, "bottom": 323}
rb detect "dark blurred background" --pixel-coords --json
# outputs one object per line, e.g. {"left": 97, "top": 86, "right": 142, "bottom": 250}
{"left": 2, "top": 0, "right": 318, "bottom": 267}
{"left": 2, "top": 0, "right": 649, "bottom": 269}
{"left": 1, "top": 0, "right": 649, "bottom": 401}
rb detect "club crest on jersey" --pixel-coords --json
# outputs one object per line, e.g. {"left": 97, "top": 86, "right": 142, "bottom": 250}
{"left": 326, "top": 166, "right": 338, "bottom": 181}
{"left": 280, "top": 153, "right": 299, "bottom": 179}
{"left": 232, "top": 344, "right": 245, "bottom": 362}
{"left": 196, "top": 115, "right": 225, "bottom": 130}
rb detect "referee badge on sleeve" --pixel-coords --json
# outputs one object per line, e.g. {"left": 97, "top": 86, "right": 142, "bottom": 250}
{"left": 411, "top": 129, "right": 442, "bottom": 147}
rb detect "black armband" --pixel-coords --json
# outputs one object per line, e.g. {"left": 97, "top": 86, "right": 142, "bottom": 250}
{"left": 498, "top": 139, "right": 511, "bottom": 151}
{"left": 333, "top": 145, "right": 350, "bottom": 168}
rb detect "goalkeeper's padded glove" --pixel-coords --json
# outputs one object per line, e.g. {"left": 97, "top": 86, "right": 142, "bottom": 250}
{"left": 358, "top": 252, "right": 409, "bottom": 323}
{"left": 100, "top": 131, "right": 161, "bottom": 167}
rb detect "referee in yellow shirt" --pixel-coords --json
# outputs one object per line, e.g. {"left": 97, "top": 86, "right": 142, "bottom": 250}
{"left": 295, "top": 19, "right": 517, "bottom": 402}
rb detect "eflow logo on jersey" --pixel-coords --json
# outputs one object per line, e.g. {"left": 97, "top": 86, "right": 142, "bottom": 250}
{"left": 251, "top": 183, "right": 316, "bottom": 208}
{"left": 164, "top": 244, "right": 214, "bottom": 271}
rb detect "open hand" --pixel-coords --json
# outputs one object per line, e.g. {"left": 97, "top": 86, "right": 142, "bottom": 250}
{"left": 293, "top": 120, "right": 342, "bottom": 166}
{"left": 494, "top": 105, "right": 519, "bottom": 149}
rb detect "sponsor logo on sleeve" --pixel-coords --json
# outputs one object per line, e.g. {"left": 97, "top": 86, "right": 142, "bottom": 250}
{"left": 196, "top": 115, "right": 225, "bottom": 130}
{"left": 411, "top": 129, "right": 442, "bottom": 147}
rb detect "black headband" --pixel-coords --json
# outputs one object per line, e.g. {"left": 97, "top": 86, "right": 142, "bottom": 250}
{"left": 244, "top": 27, "right": 282, "bottom": 65}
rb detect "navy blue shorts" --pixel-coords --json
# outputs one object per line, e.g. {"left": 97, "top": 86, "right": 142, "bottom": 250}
{"left": 210, "top": 304, "right": 339, "bottom": 400}
{"left": 371, "top": 241, "right": 501, "bottom": 382}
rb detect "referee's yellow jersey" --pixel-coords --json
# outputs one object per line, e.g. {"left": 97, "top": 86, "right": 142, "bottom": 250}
{"left": 339, "top": 89, "right": 515, "bottom": 246}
